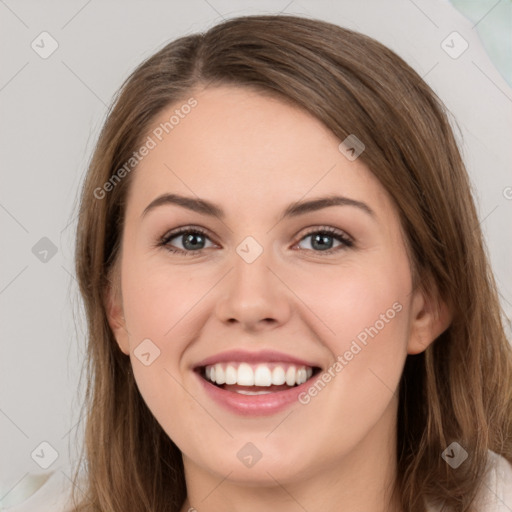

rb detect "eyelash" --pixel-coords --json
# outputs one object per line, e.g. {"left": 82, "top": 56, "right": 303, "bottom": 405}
{"left": 157, "top": 225, "right": 354, "bottom": 257}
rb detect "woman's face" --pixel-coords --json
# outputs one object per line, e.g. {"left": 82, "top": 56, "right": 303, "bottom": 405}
{"left": 108, "top": 85, "right": 446, "bottom": 489}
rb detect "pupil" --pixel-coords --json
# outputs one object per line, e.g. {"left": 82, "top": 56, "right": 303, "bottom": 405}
{"left": 183, "top": 233, "right": 204, "bottom": 250}
{"left": 312, "top": 233, "right": 333, "bottom": 251}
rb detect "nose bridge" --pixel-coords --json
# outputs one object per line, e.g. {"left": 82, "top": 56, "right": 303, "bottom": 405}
{"left": 231, "top": 237, "right": 275, "bottom": 303}
{"left": 233, "top": 239, "right": 270, "bottom": 289}
{"left": 215, "top": 235, "right": 291, "bottom": 328}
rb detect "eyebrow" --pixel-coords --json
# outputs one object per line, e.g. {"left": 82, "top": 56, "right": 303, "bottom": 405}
{"left": 141, "top": 193, "right": 376, "bottom": 221}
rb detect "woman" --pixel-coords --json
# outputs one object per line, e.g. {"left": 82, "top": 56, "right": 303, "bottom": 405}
{"left": 13, "top": 13, "right": 512, "bottom": 512}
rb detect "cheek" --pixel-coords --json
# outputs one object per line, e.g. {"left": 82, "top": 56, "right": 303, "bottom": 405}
{"left": 288, "top": 255, "right": 411, "bottom": 405}
{"left": 120, "top": 258, "right": 210, "bottom": 434}
{"left": 285, "top": 254, "right": 410, "bottom": 350}
{"left": 120, "top": 256, "right": 218, "bottom": 411}
{"left": 121, "top": 254, "right": 211, "bottom": 344}
{"left": 283, "top": 266, "right": 410, "bottom": 455}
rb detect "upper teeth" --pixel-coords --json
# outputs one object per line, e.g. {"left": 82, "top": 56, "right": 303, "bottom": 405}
{"left": 204, "top": 362, "right": 313, "bottom": 387}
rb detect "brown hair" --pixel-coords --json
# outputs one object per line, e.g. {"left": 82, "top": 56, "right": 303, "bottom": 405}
{"left": 71, "top": 14, "right": 512, "bottom": 512}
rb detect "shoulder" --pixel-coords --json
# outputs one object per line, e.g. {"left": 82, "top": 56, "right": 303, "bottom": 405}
{"left": 0, "top": 467, "right": 83, "bottom": 512}
{"left": 474, "top": 451, "right": 512, "bottom": 511}
{"left": 426, "top": 450, "right": 512, "bottom": 512}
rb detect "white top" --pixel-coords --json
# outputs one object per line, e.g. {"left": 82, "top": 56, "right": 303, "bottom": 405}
{"left": 1, "top": 451, "right": 511, "bottom": 511}
{"left": 0, "top": 469, "right": 77, "bottom": 512}
{"left": 425, "top": 450, "right": 512, "bottom": 512}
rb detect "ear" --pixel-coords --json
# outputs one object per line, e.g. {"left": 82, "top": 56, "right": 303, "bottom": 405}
{"left": 407, "top": 285, "right": 452, "bottom": 355}
{"left": 104, "top": 274, "right": 130, "bottom": 356}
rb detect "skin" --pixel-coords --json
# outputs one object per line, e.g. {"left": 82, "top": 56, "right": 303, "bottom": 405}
{"left": 106, "top": 85, "right": 451, "bottom": 512}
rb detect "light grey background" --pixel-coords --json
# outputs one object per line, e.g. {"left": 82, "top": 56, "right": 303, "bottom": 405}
{"left": 1, "top": 0, "right": 511, "bottom": 503}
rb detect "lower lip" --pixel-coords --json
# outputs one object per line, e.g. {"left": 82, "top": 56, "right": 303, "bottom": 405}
{"left": 195, "top": 371, "right": 315, "bottom": 416}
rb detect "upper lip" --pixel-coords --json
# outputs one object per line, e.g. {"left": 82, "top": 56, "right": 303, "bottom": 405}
{"left": 193, "top": 349, "right": 322, "bottom": 369}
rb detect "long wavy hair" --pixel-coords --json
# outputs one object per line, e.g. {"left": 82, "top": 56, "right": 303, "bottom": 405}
{"left": 71, "top": 14, "right": 512, "bottom": 512}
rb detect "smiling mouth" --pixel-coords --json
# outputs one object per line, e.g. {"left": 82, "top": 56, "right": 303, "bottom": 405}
{"left": 195, "top": 362, "right": 322, "bottom": 394}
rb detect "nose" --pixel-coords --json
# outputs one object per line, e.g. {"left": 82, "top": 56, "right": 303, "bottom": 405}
{"left": 215, "top": 248, "right": 292, "bottom": 332}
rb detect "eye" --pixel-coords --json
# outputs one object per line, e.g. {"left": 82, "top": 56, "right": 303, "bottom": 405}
{"left": 157, "top": 225, "right": 354, "bottom": 256}
{"left": 294, "top": 226, "right": 353, "bottom": 254}
{"left": 158, "top": 226, "right": 216, "bottom": 256}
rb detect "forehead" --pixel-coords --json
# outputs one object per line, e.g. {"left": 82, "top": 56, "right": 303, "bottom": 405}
{"left": 126, "top": 85, "right": 393, "bottom": 222}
